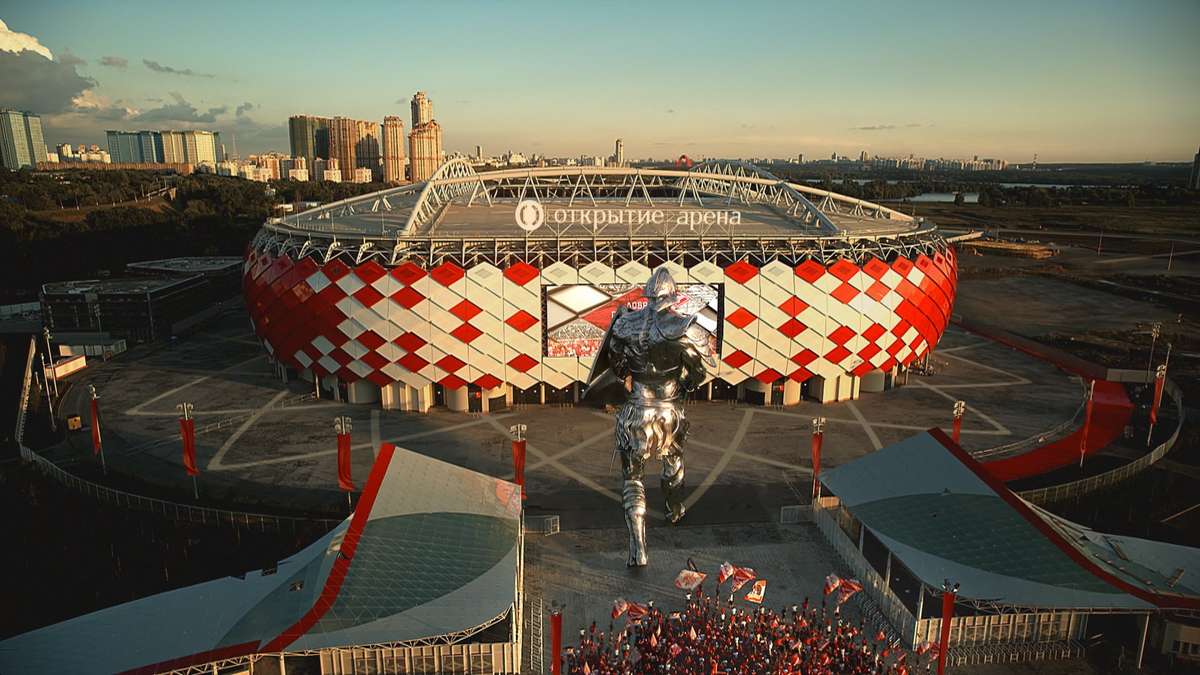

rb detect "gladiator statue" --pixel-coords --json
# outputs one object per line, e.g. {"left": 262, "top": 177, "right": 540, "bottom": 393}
{"left": 585, "top": 269, "right": 715, "bottom": 567}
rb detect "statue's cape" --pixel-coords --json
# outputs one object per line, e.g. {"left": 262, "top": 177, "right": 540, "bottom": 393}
{"left": 582, "top": 306, "right": 628, "bottom": 408}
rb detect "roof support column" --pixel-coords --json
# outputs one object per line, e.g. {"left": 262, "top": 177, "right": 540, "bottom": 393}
{"left": 1135, "top": 613, "right": 1150, "bottom": 669}
{"left": 912, "top": 582, "right": 925, "bottom": 648}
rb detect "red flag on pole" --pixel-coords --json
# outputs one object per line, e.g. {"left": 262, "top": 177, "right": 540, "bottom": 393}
{"left": 718, "top": 561, "right": 735, "bottom": 584}
{"left": 512, "top": 439, "right": 527, "bottom": 500}
{"left": 675, "top": 569, "right": 707, "bottom": 590}
{"left": 731, "top": 566, "right": 757, "bottom": 592}
{"left": 550, "top": 608, "right": 563, "bottom": 675}
{"left": 938, "top": 588, "right": 956, "bottom": 675}
{"left": 337, "top": 431, "right": 354, "bottom": 491}
{"left": 90, "top": 397, "right": 102, "bottom": 456}
{"left": 952, "top": 415, "right": 963, "bottom": 444}
{"left": 1150, "top": 366, "right": 1166, "bottom": 425}
{"left": 824, "top": 573, "right": 842, "bottom": 596}
{"left": 181, "top": 418, "right": 200, "bottom": 476}
{"left": 1081, "top": 380, "right": 1095, "bottom": 461}
{"left": 836, "top": 579, "right": 863, "bottom": 604}
{"left": 811, "top": 431, "right": 823, "bottom": 498}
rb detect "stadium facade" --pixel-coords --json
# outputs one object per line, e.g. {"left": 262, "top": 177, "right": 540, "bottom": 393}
{"left": 243, "top": 160, "right": 957, "bottom": 412}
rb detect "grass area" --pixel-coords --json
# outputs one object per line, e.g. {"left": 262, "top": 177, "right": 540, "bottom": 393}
{"left": 918, "top": 203, "right": 1200, "bottom": 238}
{"left": 26, "top": 196, "right": 176, "bottom": 224}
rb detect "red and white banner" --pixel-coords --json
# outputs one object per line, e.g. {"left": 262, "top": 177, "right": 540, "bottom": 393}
{"left": 952, "top": 415, "right": 963, "bottom": 444}
{"left": 611, "top": 598, "right": 628, "bottom": 619}
{"left": 917, "top": 640, "right": 933, "bottom": 656}
{"left": 1150, "top": 368, "right": 1166, "bottom": 425}
{"left": 718, "top": 561, "right": 735, "bottom": 584}
{"left": 938, "top": 589, "right": 956, "bottom": 675}
{"left": 744, "top": 580, "right": 767, "bottom": 604}
{"left": 512, "top": 439, "right": 527, "bottom": 501}
{"left": 824, "top": 573, "right": 842, "bottom": 596}
{"left": 90, "top": 398, "right": 102, "bottom": 456}
{"left": 731, "top": 567, "right": 756, "bottom": 592}
{"left": 180, "top": 418, "right": 200, "bottom": 477}
{"left": 836, "top": 578, "right": 863, "bottom": 605}
{"left": 626, "top": 602, "right": 649, "bottom": 620}
{"left": 811, "top": 431, "right": 823, "bottom": 498}
{"left": 337, "top": 431, "right": 354, "bottom": 491}
{"left": 675, "top": 569, "right": 706, "bottom": 590}
{"left": 688, "top": 626, "right": 698, "bottom": 642}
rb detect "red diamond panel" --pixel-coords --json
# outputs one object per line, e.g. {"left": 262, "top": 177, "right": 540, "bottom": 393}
{"left": 851, "top": 361, "right": 875, "bottom": 377}
{"left": 828, "top": 325, "right": 856, "bottom": 346}
{"left": 778, "top": 296, "right": 808, "bottom": 317}
{"left": 862, "top": 323, "right": 887, "bottom": 342}
{"left": 725, "top": 261, "right": 759, "bottom": 285}
{"left": 357, "top": 331, "right": 386, "bottom": 351}
{"left": 755, "top": 368, "right": 783, "bottom": 384}
{"left": 323, "top": 259, "right": 350, "bottom": 282}
{"left": 858, "top": 343, "right": 882, "bottom": 362}
{"left": 791, "top": 349, "right": 818, "bottom": 367}
{"left": 504, "top": 261, "right": 540, "bottom": 286}
{"left": 392, "top": 286, "right": 426, "bottom": 309}
{"left": 825, "top": 345, "right": 852, "bottom": 364}
{"left": 352, "top": 284, "right": 385, "bottom": 308}
{"left": 398, "top": 352, "right": 429, "bottom": 372}
{"left": 361, "top": 351, "right": 389, "bottom": 371}
{"left": 829, "top": 260, "right": 859, "bottom": 282}
{"left": 795, "top": 260, "right": 826, "bottom": 284}
{"left": 831, "top": 282, "right": 860, "bottom": 305}
{"left": 778, "top": 318, "right": 806, "bottom": 339}
{"left": 354, "top": 260, "right": 387, "bottom": 284}
{"left": 436, "top": 355, "right": 466, "bottom": 373}
{"left": 475, "top": 374, "right": 504, "bottom": 390}
{"left": 451, "top": 323, "right": 484, "bottom": 344}
{"left": 506, "top": 310, "right": 539, "bottom": 332}
{"left": 788, "top": 368, "right": 814, "bottom": 383}
{"left": 863, "top": 258, "right": 890, "bottom": 279}
{"left": 329, "top": 348, "right": 354, "bottom": 367}
{"left": 430, "top": 262, "right": 466, "bottom": 287}
{"left": 450, "top": 299, "right": 482, "bottom": 321}
{"left": 367, "top": 370, "right": 393, "bottom": 388}
{"left": 865, "top": 281, "right": 889, "bottom": 302}
{"left": 726, "top": 307, "right": 757, "bottom": 329}
{"left": 723, "top": 350, "right": 752, "bottom": 369}
{"left": 508, "top": 354, "right": 538, "bottom": 372}
{"left": 439, "top": 373, "right": 468, "bottom": 390}
{"left": 394, "top": 332, "right": 427, "bottom": 352}
{"left": 391, "top": 262, "right": 426, "bottom": 285}
{"left": 892, "top": 257, "right": 914, "bottom": 275}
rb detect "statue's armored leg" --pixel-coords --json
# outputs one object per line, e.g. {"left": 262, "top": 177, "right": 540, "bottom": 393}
{"left": 662, "top": 451, "right": 686, "bottom": 524}
{"left": 622, "top": 478, "right": 648, "bottom": 567}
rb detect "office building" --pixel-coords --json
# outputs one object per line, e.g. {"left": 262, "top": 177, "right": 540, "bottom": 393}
{"left": 288, "top": 114, "right": 331, "bottom": 162}
{"left": 614, "top": 138, "right": 624, "bottom": 167}
{"left": 382, "top": 116, "right": 407, "bottom": 184}
{"left": 1190, "top": 147, "right": 1200, "bottom": 191}
{"left": 329, "top": 117, "right": 381, "bottom": 183}
{"left": 411, "top": 92, "right": 433, "bottom": 128}
{"left": 408, "top": 120, "right": 443, "bottom": 183}
{"left": 0, "top": 109, "right": 48, "bottom": 170}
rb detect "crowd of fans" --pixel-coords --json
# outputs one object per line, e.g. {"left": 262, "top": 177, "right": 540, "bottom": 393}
{"left": 563, "top": 588, "right": 922, "bottom": 674}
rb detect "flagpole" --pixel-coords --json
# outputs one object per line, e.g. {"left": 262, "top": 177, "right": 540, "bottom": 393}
{"left": 89, "top": 385, "right": 106, "bottom": 474}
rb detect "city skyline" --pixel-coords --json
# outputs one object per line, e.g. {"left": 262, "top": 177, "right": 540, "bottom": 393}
{"left": 1, "top": 1, "right": 1198, "bottom": 163}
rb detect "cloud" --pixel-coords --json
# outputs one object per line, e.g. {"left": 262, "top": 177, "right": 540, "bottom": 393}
{"left": 0, "top": 48, "right": 96, "bottom": 113}
{"left": 906, "top": 123, "right": 923, "bottom": 128}
{"left": 850, "top": 124, "right": 898, "bottom": 131}
{"left": 99, "top": 55, "right": 128, "bottom": 69}
{"left": 132, "top": 92, "right": 226, "bottom": 123}
{"left": 143, "top": 58, "right": 211, "bottom": 77}
{"left": 0, "top": 18, "right": 52, "bottom": 60}
{"left": 235, "top": 102, "right": 257, "bottom": 117}
{"left": 666, "top": 109, "right": 675, "bottom": 113}
{"left": 59, "top": 50, "right": 87, "bottom": 66}
{"left": 395, "top": 98, "right": 406, "bottom": 105}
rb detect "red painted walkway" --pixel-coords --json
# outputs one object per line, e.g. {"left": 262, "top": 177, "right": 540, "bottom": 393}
{"left": 983, "top": 380, "right": 1133, "bottom": 482}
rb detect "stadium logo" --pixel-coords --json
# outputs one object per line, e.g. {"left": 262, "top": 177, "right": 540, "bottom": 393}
{"left": 515, "top": 199, "right": 545, "bottom": 231}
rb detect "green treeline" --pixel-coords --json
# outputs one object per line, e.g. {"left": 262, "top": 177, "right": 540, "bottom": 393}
{"left": 0, "top": 169, "right": 386, "bottom": 295}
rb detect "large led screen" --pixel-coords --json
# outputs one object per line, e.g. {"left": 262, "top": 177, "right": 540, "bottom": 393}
{"left": 543, "top": 283, "right": 723, "bottom": 357}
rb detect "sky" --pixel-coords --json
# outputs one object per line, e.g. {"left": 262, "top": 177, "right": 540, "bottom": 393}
{"left": 2, "top": 0, "right": 1198, "bottom": 163}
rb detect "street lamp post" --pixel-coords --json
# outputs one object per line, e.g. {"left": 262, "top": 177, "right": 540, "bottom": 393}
{"left": 177, "top": 402, "right": 198, "bottom": 499}
{"left": 811, "top": 417, "right": 826, "bottom": 500}
{"left": 40, "top": 353, "right": 56, "bottom": 433}
{"left": 335, "top": 415, "right": 354, "bottom": 511}
{"left": 1145, "top": 323, "right": 1161, "bottom": 383}
{"left": 509, "top": 424, "right": 528, "bottom": 501}
{"left": 89, "top": 384, "right": 105, "bottom": 473}
{"left": 938, "top": 580, "right": 960, "bottom": 675}
{"left": 952, "top": 401, "right": 966, "bottom": 444}
{"left": 43, "top": 327, "right": 58, "bottom": 399}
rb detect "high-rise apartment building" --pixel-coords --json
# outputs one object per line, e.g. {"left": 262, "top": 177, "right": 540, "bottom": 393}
{"left": 0, "top": 109, "right": 48, "bottom": 170}
{"left": 614, "top": 138, "right": 624, "bottom": 167}
{"left": 288, "top": 115, "right": 332, "bottom": 162}
{"left": 382, "top": 116, "right": 407, "bottom": 184}
{"left": 329, "top": 117, "right": 381, "bottom": 183}
{"left": 408, "top": 120, "right": 443, "bottom": 183}
{"left": 1191, "top": 146, "right": 1200, "bottom": 191}
{"left": 411, "top": 92, "right": 433, "bottom": 128}
{"left": 476, "top": 145, "right": 483, "bottom": 159}
{"left": 107, "top": 129, "right": 221, "bottom": 164}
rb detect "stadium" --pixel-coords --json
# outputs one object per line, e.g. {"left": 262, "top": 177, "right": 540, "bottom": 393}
{"left": 243, "top": 160, "right": 957, "bottom": 412}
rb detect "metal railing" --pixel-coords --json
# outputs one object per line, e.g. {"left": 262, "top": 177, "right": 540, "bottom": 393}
{"left": 20, "top": 445, "right": 341, "bottom": 533}
{"left": 972, "top": 375, "right": 1088, "bottom": 461}
{"left": 1018, "top": 379, "right": 1184, "bottom": 505}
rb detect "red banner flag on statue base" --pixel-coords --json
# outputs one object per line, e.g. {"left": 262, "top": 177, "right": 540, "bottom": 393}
{"left": 337, "top": 432, "right": 354, "bottom": 491}
{"left": 1150, "top": 369, "right": 1166, "bottom": 425}
{"left": 181, "top": 418, "right": 199, "bottom": 477}
{"left": 90, "top": 398, "right": 102, "bottom": 455}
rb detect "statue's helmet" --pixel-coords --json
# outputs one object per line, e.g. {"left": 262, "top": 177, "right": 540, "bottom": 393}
{"left": 644, "top": 268, "right": 677, "bottom": 300}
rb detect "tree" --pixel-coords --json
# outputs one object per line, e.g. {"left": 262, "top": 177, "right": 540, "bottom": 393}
{"left": 978, "top": 190, "right": 992, "bottom": 207}
{"left": 953, "top": 192, "right": 965, "bottom": 206}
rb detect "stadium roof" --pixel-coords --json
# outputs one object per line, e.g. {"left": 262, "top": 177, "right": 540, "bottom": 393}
{"left": 0, "top": 444, "right": 523, "bottom": 675}
{"left": 819, "top": 429, "right": 1200, "bottom": 614}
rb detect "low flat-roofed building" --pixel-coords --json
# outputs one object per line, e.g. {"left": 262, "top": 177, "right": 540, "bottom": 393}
{"left": 41, "top": 276, "right": 209, "bottom": 344}
{"left": 127, "top": 256, "right": 244, "bottom": 302}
